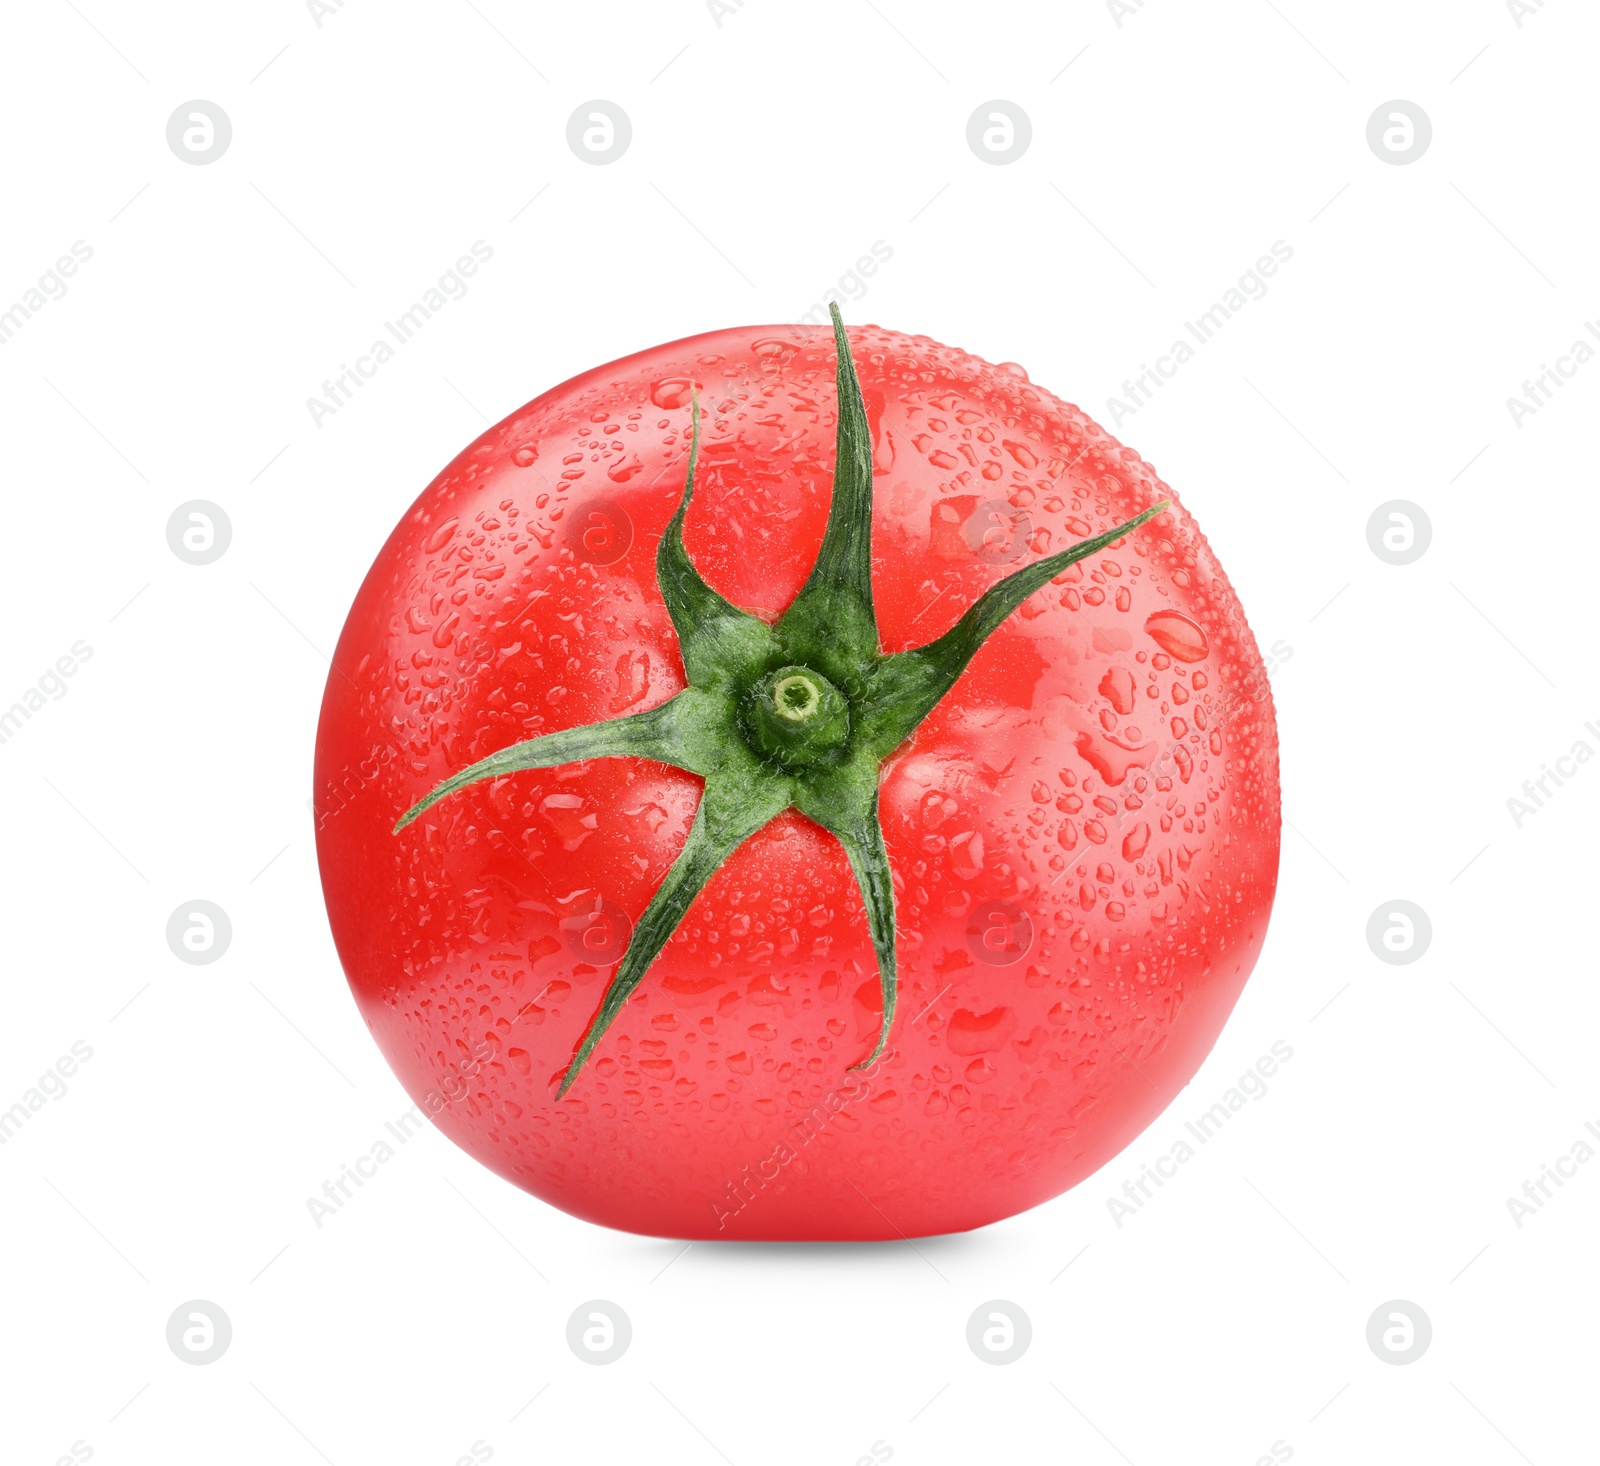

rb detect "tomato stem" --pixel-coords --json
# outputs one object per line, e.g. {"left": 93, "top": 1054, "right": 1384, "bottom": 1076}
{"left": 397, "top": 303, "right": 1169, "bottom": 1097}
{"left": 741, "top": 665, "right": 850, "bottom": 770}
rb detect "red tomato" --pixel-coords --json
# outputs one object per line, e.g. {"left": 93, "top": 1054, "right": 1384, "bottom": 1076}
{"left": 314, "top": 319, "right": 1280, "bottom": 1240}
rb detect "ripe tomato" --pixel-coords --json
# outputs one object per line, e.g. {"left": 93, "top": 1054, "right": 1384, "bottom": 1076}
{"left": 315, "top": 315, "right": 1280, "bottom": 1240}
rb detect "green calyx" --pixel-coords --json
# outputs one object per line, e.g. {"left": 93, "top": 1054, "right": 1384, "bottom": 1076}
{"left": 395, "top": 303, "right": 1170, "bottom": 1098}
{"left": 741, "top": 665, "right": 850, "bottom": 770}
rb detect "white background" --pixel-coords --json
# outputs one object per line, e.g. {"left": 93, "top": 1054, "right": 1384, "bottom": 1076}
{"left": 2, "top": 2, "right": 1596, "bottom": 1462}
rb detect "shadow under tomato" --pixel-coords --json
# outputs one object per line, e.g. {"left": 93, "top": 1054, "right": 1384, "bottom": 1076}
{"left": 638, "top": 1229, "right": 1015, "bottom": 1271}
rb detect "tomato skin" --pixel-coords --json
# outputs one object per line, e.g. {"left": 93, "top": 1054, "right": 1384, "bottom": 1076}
{"left": 314, "top": 323, "right": 1280, "bottom": 1240}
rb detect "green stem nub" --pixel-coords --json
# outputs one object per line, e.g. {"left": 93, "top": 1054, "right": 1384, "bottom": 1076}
{"left": 741, "top": 665, "right": 850, "bottom": 770}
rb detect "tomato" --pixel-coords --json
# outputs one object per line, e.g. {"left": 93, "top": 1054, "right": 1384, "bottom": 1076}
{"left": 314, "top": 309, "right": 1280, "bottom": 1240}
